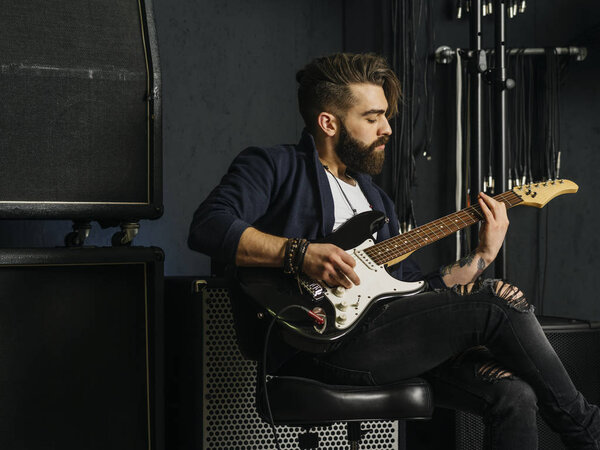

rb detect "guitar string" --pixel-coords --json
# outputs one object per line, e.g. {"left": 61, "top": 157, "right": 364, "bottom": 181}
{"left": 367, "top": 191, "right": 522, "bottom": 264}
{"left": 375, "top": 192, "right": 520, "bottom": 258}
{"left": 364, "top": 191, "right": 523, "bottom": 264}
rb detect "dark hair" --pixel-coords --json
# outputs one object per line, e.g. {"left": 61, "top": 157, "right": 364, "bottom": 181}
{"left": 296, "top": 53, "right": 401, "bottom": 132}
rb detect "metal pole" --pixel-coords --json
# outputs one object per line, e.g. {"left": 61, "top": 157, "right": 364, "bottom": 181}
{"left": 469, "top": 0, "right": 484, "bottom": 254}
{"left": 494, "top": 0, "right": 507, "bottom": 278}
{"left": 434, "top": 46, "right": 588, "bottom": 64}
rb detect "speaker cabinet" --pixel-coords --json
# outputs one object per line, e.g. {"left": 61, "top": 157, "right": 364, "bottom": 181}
{"left": 0, "top": 247, "right": 164, "bottom": 450}
{"left": 0, "top": 0, "right": 162, "bottom": 220}
{"left": 163, "top": 278, "right": 401, "bottom": 449}
{"left": 455, "top": 316, "right": 600, "bottom": 450}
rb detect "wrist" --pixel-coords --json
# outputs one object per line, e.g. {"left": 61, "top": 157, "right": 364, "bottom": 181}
{"left": 475, "top": 247, "right": 495, "bottom": 266}
{"left": 283, "top": 238, "right": 309, "bottom": 275}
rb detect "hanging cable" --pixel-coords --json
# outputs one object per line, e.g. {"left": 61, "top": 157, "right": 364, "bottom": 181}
{"left": 455, "top": 49, "right": 463, "bottom": 260}
{"left": 389, "top": 0, "right": 434, "bottom": 233}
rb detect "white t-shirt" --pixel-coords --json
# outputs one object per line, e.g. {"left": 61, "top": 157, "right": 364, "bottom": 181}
{"left": 325, "top": 170, "right": 373, "bottom": 232}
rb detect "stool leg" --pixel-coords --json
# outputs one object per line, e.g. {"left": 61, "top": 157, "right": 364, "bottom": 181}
{"left": 298, "top": 427, "right": 319, "bottom": 449}
{"left": 347, "top": 422, "right": 362, "bottom": 449}
{"left": 398, "top": 420, "right": 406, "bottom": 450}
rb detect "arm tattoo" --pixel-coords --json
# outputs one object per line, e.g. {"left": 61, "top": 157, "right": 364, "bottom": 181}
{"left": 458, "top": 251, "right": 475, "bottom": 268}
{"left": 474, "top": 257, "right": 486, "bottom": 277}
{"left": 441, "top": 250, "right": 478, "bottom": 276}
{"left": 477, "top": 257, "right": 485, "bottom": 271}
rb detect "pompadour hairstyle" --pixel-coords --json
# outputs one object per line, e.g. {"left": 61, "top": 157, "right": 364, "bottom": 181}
{"left": 296, "top": 53, "right": 401, "bottom": 132}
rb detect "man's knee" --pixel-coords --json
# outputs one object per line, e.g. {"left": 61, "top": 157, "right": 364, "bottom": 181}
{"left": 493, "top": 280, "right": 531, "bottom": 312}
{"left": 488, "top": 378, "right": 538, "bottom": 418}
{"left": 454, "top": 279, "right": 533, "bottom": 313}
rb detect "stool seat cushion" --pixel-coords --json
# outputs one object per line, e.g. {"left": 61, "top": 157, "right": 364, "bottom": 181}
{"left": 257, "top": 376, "right": 433, "bottom": 425}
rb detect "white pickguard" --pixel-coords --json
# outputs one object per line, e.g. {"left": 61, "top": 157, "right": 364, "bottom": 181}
{"left": 318, "top": 239, "right": 425, "bottom": 329}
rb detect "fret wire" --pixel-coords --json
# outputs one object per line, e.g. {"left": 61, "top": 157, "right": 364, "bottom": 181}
{"left": 424, "top": 222, "right": 442, "bottom": 240}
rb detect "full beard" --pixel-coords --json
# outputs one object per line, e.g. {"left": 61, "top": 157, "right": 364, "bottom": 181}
{"left": 335, "top": 122, "right": 389, "bottom": 175}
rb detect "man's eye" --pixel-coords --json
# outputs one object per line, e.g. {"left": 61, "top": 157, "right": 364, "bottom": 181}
{"left": 367, "top": 119, "right": 376, "bottom": 123}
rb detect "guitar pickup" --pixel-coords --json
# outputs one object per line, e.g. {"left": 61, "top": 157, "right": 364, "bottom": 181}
{"left": 354, "top": 249, "right": 378, "bottom": 271}
{"left": 299, "top": 277, "right": 325, "bottom": 301}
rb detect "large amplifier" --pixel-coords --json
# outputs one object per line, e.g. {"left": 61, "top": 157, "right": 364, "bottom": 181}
{"left": 0, "top": 247, "right": 164, "bottom": 450}
{"left": 164, "top": 278, "right": 402, "bottom": 449}
{"left": 0, "top": 0, "right": 162, "bottom": 220}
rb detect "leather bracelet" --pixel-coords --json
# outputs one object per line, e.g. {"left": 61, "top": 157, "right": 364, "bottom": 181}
{"left": 295, "top": 239, "right": 310, "bottom": 275}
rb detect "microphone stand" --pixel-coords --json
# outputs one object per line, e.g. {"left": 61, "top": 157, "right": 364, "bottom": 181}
{"left": 468, "top": 0, "right": 509, "bottom": 278}
{"left": 493, "top": 0, "right": 508, "bottom": 279}
{"left": 468, "top": 0, "right": 485, "bottom": 255}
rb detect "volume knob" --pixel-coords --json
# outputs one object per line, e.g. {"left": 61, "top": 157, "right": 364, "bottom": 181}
{"left": 336, "top": 313, "right": 347, "bottom": 325}
{"left": 336, "top": 301, "right": 348, "bottom": 311}
{"left": 333, "top": 286, "right": 346, "bottom": 297}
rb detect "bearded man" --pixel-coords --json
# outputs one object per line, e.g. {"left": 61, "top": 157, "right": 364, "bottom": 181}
{"left": 188, "top": 53, "right": 600, "bottom": 449}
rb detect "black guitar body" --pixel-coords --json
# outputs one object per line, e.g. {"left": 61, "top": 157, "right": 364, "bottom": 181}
{"left": 235, "top": 211, "right": 421, "bottom": 353}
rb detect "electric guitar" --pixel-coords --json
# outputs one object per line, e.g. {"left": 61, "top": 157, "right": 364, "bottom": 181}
{"left": 236, "top": 180, "right": 578, "bottom": 353}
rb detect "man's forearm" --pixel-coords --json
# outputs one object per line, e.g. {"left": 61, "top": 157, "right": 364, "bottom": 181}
{"left": 235, "top": 227, "right": 287, "bottom": 267}
{"left": 441, "top": 249, "right": 490, "bottom": 287}
{"left": 235, "top": 228, "right": 361, "bottom": 288}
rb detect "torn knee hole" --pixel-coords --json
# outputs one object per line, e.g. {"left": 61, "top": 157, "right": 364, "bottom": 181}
{"left": 456, "top": 282, "right": 476, "bottom": 295}
{"left": 494, "top": 281, "right": 530, "bottom": 311}
{"left": 477, "top": 361, "right": 513, "bottom": 381}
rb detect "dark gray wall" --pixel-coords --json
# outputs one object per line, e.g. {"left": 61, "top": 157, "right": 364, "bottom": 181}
{"left": 0, "top": 0, "right": 344, "bottom": 276}
{"left": 389, "top": 0, "right": 600, "bottom": 320}
{"left": 1, "top": 0, "right": 598, "bottom": 321}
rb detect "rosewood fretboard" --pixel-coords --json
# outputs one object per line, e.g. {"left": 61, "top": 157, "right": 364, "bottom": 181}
{"left": 363, "top": 190, "right": 523, "bottom": 266}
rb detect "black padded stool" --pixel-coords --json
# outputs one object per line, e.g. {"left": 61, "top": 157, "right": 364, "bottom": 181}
{"left": 256, "top": 375, "right": 434, "bottom": 449}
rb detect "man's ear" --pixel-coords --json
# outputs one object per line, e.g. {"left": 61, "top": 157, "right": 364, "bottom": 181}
{"left": 316, "top": 112, "right": 339, "bottom": 137}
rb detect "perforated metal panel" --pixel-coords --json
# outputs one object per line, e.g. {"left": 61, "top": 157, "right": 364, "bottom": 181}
{"left": 202, "top": 286, "right": 399, "bottom": 449}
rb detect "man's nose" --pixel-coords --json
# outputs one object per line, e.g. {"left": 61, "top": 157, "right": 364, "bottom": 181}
{"left": 380, "top": 116, "right": 392, "bottom": 135}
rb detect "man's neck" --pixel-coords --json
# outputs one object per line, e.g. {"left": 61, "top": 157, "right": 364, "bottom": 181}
{"left": 313, "top": 133, "right": 349, "bottom": 180}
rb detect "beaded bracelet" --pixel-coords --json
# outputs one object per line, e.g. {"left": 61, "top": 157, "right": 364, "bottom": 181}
{"left": 283, "top": 238, "right": 300, "bottom": 274}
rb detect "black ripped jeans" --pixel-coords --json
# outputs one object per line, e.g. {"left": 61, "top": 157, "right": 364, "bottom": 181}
{"left": 275, "top": 279, "right": 600, "bottom": 450}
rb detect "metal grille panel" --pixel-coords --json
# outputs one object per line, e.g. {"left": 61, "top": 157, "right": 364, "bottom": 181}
{"left": 202, "top": 286, "right": 399, "bottom": 449}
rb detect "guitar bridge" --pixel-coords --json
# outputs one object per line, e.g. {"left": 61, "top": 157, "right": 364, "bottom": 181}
{"left": 299, "top": 277, "right": 325, "bottom": 301}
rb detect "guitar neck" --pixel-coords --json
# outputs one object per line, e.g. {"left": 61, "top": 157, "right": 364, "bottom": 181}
{"left": 365, "top": 190, "right": 524, "bottom": 267}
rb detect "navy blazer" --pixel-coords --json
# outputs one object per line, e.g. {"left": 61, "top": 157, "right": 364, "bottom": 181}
{"left": 188, "top": 129, "right": 444, "bottom": 289}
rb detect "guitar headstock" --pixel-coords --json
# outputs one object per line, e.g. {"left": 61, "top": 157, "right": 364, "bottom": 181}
{"left": 513, "top": 179, "right": 579, "bottom": 208}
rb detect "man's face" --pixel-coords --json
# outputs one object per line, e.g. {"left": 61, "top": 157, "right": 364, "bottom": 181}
{"left": 334, "top": 83, "right": 392, "bottom": 175}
